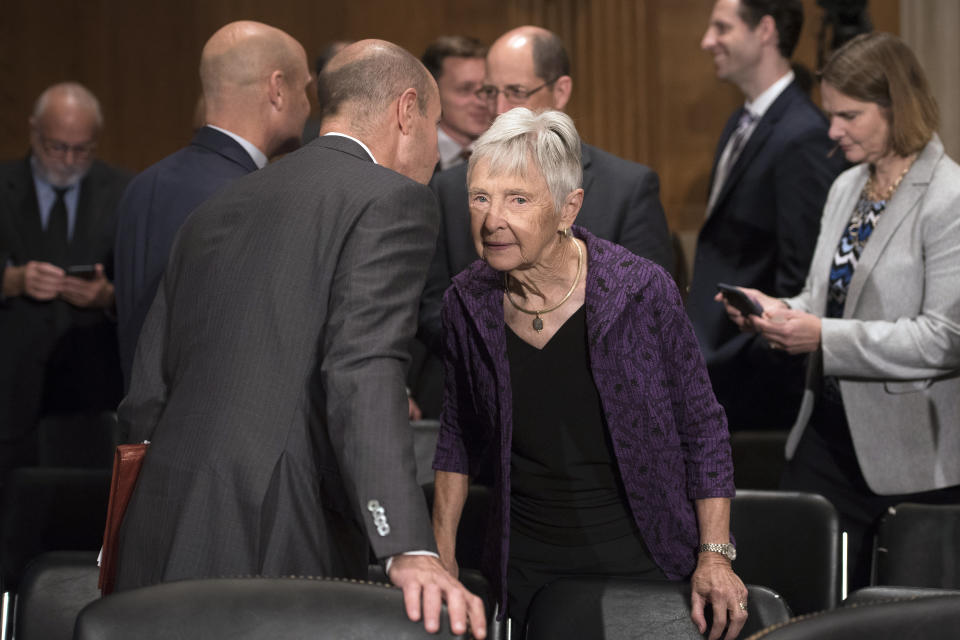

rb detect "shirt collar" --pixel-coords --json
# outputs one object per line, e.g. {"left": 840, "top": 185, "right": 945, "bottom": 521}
{"left": 205, "top": 125, "right": 268, "bottom": 169}
{"left": 745, "top": 70, "right": 795, "bottom": 119}
{"left": 322, "top": 132, "right": 378, "bottom": 164}
{"left": 437, "top": 127, "right": 469, "bottom": 171}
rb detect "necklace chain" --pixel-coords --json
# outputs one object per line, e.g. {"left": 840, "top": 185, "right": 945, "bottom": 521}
{"left": 864, "top": 158, "right": 913, "bottom": 202}
{"left": 504, "top": 236, "right": 583, "bottom": 333}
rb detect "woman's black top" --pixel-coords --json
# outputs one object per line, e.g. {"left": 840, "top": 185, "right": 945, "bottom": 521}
{"left": 505, "top": 305, "right": 640, "bottom": 546}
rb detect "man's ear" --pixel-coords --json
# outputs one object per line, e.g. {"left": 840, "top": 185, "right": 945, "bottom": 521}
{"left": 757, "top": 14, "right": 778, "bottom": 49}
{"left": 551, "top": 76, "right": 573, "bottom": 111}
{"left": 396, "top": 88, "right": 419, "bottom": 133}
{"left": 268, "top": 70, "right": 285, "bottom": 110}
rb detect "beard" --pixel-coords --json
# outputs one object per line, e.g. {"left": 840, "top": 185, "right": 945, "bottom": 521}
{"left": 34, "top": 158, "right": 91, "bottom": 188}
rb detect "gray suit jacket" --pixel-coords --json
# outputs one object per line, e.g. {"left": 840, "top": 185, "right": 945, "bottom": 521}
{"left": 115, "top": 135, "right": 439, "bottom": 589}
{"left": 784, "top": 135, "right": 960, "bottom": 495}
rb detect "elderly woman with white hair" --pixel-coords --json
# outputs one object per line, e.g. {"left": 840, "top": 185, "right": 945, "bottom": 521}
{"left": 431, "top": 108, "right": 747, "bottom": 639}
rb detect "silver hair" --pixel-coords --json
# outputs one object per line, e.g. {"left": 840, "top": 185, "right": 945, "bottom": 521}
{"left": 32, "top": 82, "right": 104, "bottom": 129}
{"left": 468, "top": 107, "right": 582, "bottom": 213}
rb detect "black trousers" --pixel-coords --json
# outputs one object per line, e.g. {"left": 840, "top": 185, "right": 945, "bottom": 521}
{"left": 782, "top": 412, "right": 960, "bottom": 590}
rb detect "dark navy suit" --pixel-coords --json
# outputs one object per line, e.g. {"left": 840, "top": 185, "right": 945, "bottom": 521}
{"left": 114, "top": 127, "right": 258, "bottom": 385}
{"left": 687, "top": 80, "right": 846, "bottom": 430}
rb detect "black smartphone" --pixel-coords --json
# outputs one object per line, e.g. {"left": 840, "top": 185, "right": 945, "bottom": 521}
{"left": 66, "top": 264, "right": 98, "bottom": 280}
{"left": 717, "top": 283, "right": 764, "bottom": 317}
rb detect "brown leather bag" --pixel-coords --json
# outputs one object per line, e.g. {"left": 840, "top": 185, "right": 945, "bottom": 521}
{"left": 98, "top": 442, "right": 149, "bottom": 595}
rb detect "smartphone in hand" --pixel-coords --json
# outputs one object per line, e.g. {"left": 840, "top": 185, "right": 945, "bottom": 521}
{"left": 66, "top": 264, "right": 98, "bottom": 280}
{"left": 717, "top": 283, "right": 764, "bottom": 316}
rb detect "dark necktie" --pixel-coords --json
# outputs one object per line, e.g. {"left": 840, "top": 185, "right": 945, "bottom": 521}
{"left": 45, "top": 187, "right": 70, "bottom": 266}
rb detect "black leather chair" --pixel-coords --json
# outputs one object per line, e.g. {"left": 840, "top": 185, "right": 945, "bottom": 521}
{"left": 744, "top": 594, "right": 960, "bottom": 639}
{"left": 14, "top": 551, "right": 100, "bottom": 640}
{"left": 0, "top": 467, "right": 110, "bottom": 593}
{"left": 422, "top": 482, "right": 492, "bottom": 571}
{"left": 731, "top": 490, "right": 841, "bottom": 614}
{"left": 729, "top": 430, "right": 788, "bottom": 489}
{"left": 523, "top": 577, "right": 790, "bottom": 640}
{"left": 872, "top": 502, "right": 960, "bottom": 588}
{"left": 843, "top": 585, "right": 960, "bottom": 606}
{"left": 74, "top": 576, "right": 474, "bottom": 639}
{"left": 36, "top": 410, "right": 120, "bottom": 468}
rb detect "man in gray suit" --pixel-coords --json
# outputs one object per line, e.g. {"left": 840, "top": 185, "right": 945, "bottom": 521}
{"left": 115, "top": 40, "right": 486, "bottom": 638}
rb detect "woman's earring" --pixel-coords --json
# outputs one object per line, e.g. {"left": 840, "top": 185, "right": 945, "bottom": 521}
{"left": 562, "top": 227, "right": 573, "bottom": 239}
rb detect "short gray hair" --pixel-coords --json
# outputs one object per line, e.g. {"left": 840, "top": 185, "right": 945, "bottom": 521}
{"left": 32, "top": 82, "right": 103, "bottom": 130}
{"left": 468, "top": 108, "right": 582, "bottom": 213}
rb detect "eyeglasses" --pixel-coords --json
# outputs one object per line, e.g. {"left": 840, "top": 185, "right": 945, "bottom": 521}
{"left": 36, "top": 134, "right": 97, "bottom": 160}
{"left": 474, "top": 77, "right": 560, "bottom": 105}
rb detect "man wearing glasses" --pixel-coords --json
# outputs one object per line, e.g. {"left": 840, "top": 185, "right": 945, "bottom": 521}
{"left": 0, "top": 82, "right": 129, "bottom": 475}
{"left": 419, "top": 25, "right": 673, "bottom": 352}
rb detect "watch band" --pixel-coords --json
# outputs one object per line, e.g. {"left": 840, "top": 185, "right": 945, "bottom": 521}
{"left": 698, "top": 542, "right": 736, "bottom": 561}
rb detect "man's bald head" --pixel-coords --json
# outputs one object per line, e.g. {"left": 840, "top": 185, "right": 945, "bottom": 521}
{"left": 490, "top": 26, "right": 570, "bottom": 85}
{"left": 29, "top": 82, "right": 103, "bottom": 187}
{"left": 485, "top": 26, "right": 572, "bottom": 114}
{"left": 317, "top": 39, "right": 436, "bottom": 133}
{"left": 198, "top": 21, "right": 311, "bottom": 158}
{"left": 200, "top": 21, "right": 306, "bottom": 111}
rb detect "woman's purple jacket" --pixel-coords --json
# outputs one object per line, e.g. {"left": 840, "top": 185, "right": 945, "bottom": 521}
{"left": 432, "top": 227, "right": 735, "bottom": 612}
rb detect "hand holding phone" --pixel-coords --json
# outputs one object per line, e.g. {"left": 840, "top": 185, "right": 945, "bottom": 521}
{"left": 716, "top": 283, "right": 764, "bottom": 317}
{"left": 66, "top": 264, "right": 98, "bottom": 280}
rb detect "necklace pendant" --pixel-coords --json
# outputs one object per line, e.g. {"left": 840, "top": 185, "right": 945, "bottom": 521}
{"left": 532, "top": 315, "right": 544, "bottom": 332}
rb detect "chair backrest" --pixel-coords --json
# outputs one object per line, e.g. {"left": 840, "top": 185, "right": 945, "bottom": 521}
{"left": 0, "top": 467, "right": 110, "bottom": 592}
{"left": 730, "top": 430, "right": 788, "bottom": 489}
{"left": 523, "top": 577, "right": 790, "bottom": 640}
{"left": 36, "top": 411, "right": 120, "bottom": 468}
{"left": 14, "top": 551, "right": 100, "bottom": 640}
{"left": 844, "top": 585, "right": 960, "bottom": 607}
{"left": 74, "top": 577, "right": 471, "bottom": 639}
{"left": 731, "top": 490, "right": 841, "bottom": 614}
{"left": 744, "top": 594, "right": 960, "bottom": 639}
{"left": 873, "top": 502, "right": 960, "bottom": 588}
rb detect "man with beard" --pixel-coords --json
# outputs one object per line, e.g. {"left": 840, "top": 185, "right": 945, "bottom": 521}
{"left": 0, "top": 82, "right": 130, "bottom": 475}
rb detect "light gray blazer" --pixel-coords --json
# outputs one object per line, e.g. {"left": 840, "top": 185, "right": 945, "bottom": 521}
{"left": 784, "top": 135, "right": 960, "bottom": 495}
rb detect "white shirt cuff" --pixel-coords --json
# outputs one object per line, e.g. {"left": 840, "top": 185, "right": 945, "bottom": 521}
{"left": 384, "top": 550, "right": 440, "bottom": 574}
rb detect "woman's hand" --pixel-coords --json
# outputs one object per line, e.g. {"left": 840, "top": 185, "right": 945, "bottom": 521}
{"left": 714, "top": 287, "right": 786, "bottom": 332}
{"left": 751, "top": 309, "right": 822, "bottom": 354}
{"left": 691, "top": 553, "right": 749, "bottom": 640}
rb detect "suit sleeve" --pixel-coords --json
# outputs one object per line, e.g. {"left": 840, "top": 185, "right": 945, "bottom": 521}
{"left": 616, "top": 168, "right": 674, "bottom": 274}
{"left": 417, "top": 198, "right": 451, "bottom": 355}
{"left": 654, "top": 270, "right": 734, "bottom": 499}
{"left": 771, "top": 128, "right": 841, "bottom": 297}
{"left": 821, "top": 185, "right": 960, "bottom": 380}
{"left": 320, "top": 180, "right": 440, "bottom": 560}
{"left": 116, "top": 274, "right": 169, "bottom": 443}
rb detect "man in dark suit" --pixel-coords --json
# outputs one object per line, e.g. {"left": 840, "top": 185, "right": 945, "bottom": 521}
{"left": 114, "top": 21, "right": 312, "bottom": 386}
{"left": 419, "top": 25, "right": 673, "bottom": 351}
{"left": 0, "top": 83, "right": 129, "bottom": 475}
{"left": 115, "top": 40, "right": 486, "bottom": 639}
{"left": 688, "top": 0, "right": 845, "bottom": 431}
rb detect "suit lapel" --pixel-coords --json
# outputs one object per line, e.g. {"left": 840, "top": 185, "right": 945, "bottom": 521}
{"left": 6, "top": 157, "right": 45, "bottom": 257}
{"left": 711, "top": 83, "right": 801, "bottom": 215}
{"left": 844, "top": 137, "right": 943, "bottom": 314}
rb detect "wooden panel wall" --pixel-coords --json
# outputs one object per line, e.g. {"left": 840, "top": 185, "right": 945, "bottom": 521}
{"left": 1, "top": 0, "right": 899, "bottom": 234}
